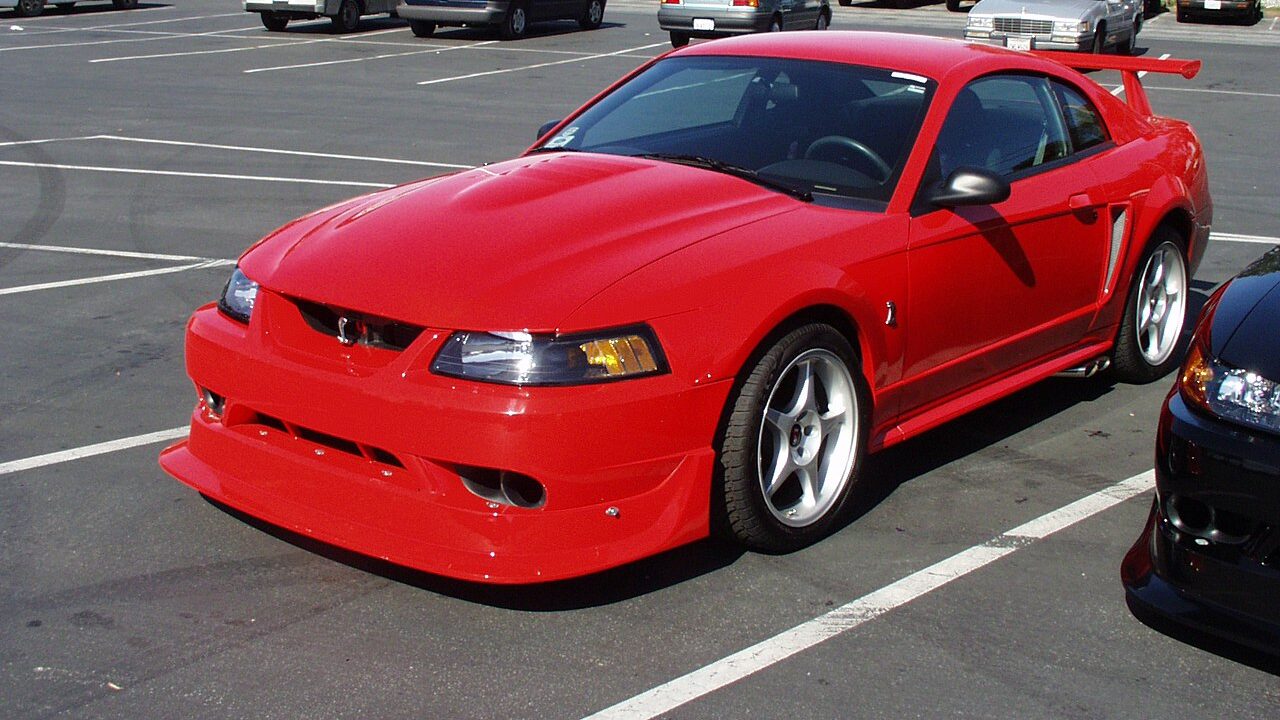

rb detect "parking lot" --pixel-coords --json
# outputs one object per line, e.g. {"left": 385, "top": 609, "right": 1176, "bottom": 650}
{"left": 2, "top": 1, "right": 1279, "bottom": 717}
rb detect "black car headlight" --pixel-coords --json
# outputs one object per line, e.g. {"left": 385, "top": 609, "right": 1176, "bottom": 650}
{"left": 1180, "top": 339, "right": 1280, "bottom": 435}
{"left": 217, "top": 267, "right": 259, "bottom": 323}
{"left": 431, "top": 326, "right": 668, "bottom": 386}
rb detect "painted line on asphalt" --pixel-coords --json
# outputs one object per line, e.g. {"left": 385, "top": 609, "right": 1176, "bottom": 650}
{"left": 93, "top": 135, "right": 475, "bottom": 169}
{"left": 0, "top": 259, "right": 235, "bottom": 297}
{"left": 89, "top": 25, "right": 406, "bottom": 62}
{"left": 0, "top": 241, "right": 227, "bottom": 263}
{"left": 245, "top": 39, "right": 497, "bottom": 74}
{"left": 0, "top": 160, "right": 395, "bottom": 188}
{"left": 1145, "top": 85, "right": 1280, "bottom": 100}
{"left": 0, "top": 134, "right": 99, "bottom": 148}
{"left": 0, "top": 25, "right": 263, "bottom": 53}
{"left": 417, "top": 41, "right": 667, "bottom": 85}
{"left": 1214, "top": 232, "right": 1279, "bottom": 246}
{"left": 581, "top": 470, "right": 1155, "bottom": 720}
{"left": 0, "top": 5, "right": 176, "bottom": 31}
{"left": 0, "top": 427, "right": 189, "bottom": 477}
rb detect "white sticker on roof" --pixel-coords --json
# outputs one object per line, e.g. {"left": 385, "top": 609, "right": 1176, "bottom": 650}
{"left": 891, "top": 71, "right": 929, "bottom": 84}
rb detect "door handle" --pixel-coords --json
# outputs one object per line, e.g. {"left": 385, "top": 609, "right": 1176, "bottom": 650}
{"left": 1069, "top": 193, "right": 1098, "bottom": 222}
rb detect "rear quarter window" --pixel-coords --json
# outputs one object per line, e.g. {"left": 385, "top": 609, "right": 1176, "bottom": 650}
{"left": 1051, "top": 80, "right": 1108, "bottom": 153}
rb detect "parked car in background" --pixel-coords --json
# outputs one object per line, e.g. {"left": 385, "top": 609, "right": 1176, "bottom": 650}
{"left": 1176, "top": 0, "right": 1262, "bottom": 23}
{"left": 1123, "top": 246, "right": 1280, "bottom": 657}
{"left": 396, "top": 0, "right": 605, "bottom": 39}
{"left": 3, "top": 0, "right": 135, "bottom": 18}
{"left": 964, "top": 0, "right": 1141, "bottom": 54}
{"left": 247, "top": 0, "right": 398, "bottom": 33}
{"left": 657, "top": 0, "right": 831, "bottom": 48}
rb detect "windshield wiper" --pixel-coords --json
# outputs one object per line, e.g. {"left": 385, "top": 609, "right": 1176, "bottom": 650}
{"left": 635, "top": 153, "right": 813, "bottom": 202}
{"left": 528, "top": 146, "right": 582, "bottom": 153}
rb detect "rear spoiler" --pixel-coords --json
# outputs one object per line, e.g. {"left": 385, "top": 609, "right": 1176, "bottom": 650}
{"left": 1031, "top": 52, "right": 1201, "bottom": 116}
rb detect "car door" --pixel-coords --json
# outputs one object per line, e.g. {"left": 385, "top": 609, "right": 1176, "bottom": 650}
{"left": 900, "top": 74, "right": 1110, "bottom": 416}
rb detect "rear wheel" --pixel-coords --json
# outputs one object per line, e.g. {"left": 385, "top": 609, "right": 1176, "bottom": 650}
{"left": 578, "top": 0, "right": 603, "bottom": 30}
{"left": 946, "top": 0, "right": 961, "bottom": 10}
{"left": 261, "top": 12, "right": 289, "bottom": 31}
{"left": 1117, "top": 28, "right": 1134, "bottom": 54}
{"left": 1110, "top": 230, "right": 1189, "bottom": 383}
{"left": 669, "top": 30, "right": 689, "bottom": 47}
{"left": 718, "top": 324, "right": 869, "bottom": 552}
{"left": 1091, "top": 26, "right": 1105, "bottom": 53}
{"left": 14, "top": 0, "right": 45, "bottom": 17}
{"left": 500, "top": 1, "right": 528, "bottom": 39}
{"left": 331, "top": 0, "right": 361, "bottom": 32}
{"left": 814, "top": 10, "right": 828, "bottom": 29}
{"left": 1176, "top": 7, "right": 1188, "bottom": 21}
{"left": 408, "top": 19, "right": 435, "bottom": 37}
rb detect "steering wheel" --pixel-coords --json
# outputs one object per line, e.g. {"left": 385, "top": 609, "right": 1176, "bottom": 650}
{"left": 804, "top": 135, "right": 892, "bottom": 183}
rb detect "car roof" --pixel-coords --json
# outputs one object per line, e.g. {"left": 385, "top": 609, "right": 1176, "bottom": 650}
{"left": 676, "top": 31, "right": 1046, "bottom": 86}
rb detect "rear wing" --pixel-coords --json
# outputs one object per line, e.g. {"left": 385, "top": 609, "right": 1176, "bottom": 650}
{"left": 1031, "top": 52, "right": 1201, "bottom": 117}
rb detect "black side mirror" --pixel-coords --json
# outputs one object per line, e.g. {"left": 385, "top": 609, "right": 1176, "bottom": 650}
{"left": 537, "top": 120, "right": 561, "bottom": 141}
{"left": 929, "top": 168, "right": 1011, "bottom": 208}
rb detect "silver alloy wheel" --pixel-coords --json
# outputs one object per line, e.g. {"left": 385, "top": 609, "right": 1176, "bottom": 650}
{"left": 756, "top": 348, "right": 859, "bottom": 527}
{"left": 588, "top": 0, "right": 602, "bottom": 24}
{"left": 511, "top": 7, "right": 526, "bottom": 35}
{"left": 816, "top": 12, "right": 828, "bottom": 30}
{"left": 1134, "top": 240, "right": 1187, "bottom": 366}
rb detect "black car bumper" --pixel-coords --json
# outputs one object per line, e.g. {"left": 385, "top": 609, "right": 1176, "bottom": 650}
{"left": 398, "top": 0, "right": 508, "bottom": 26}
{"left": 1121, "top": 391, "right": 1280, "bottom": 656}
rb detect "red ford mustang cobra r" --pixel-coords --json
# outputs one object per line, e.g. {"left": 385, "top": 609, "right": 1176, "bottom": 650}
{"left": 161, "top": 32, "right": 1211, "bottom": 583}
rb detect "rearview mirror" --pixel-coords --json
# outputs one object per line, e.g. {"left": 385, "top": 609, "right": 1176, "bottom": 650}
{"left": 537, "top": 120, "right": 561, "bottom": 141}
{"left": 928, "top": 168, "right": 1011, "bottom": 208}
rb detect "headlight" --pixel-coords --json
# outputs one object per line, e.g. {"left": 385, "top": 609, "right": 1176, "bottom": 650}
{"left": 967, "top": 16, "right": 993, "bottom": 29}
{"left": 1053, "top": 19, "right": 1090, "bottom": 33}
{"left": 1179, "top": 340, "right": 1280, "bottom": 435}
{"left": 431, "top": 326, "right": 668, "bottom": 386}
{"left": 218, "top": 267, "right": 259, "bottom": 323}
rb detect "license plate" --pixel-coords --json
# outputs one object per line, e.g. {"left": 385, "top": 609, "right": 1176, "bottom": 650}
{"left": 1204, "top": 0, "right": 1221, "bottom": 8}
{"left": 693, "top": 18, "right": 715, "bottom": 31}
{"left": 1006, "top": 36, "right": 1032, "bottom": 51}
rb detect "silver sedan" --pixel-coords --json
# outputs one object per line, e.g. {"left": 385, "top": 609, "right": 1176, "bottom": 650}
{"left": 963, "top": 0, "right": 1142, "bottom": 54}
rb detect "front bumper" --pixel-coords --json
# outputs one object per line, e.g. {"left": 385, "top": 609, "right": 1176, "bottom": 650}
{"left": 657, "top": 7, "right": 773, "bottom": 36}
{"left": 1121, "top": 392, "right": 1280, "bottom": 655}
{"left": 245, "top": 0, "right": 326, "bottom": 15}
{"left": 397, "top": 0, "right": 507, "bottom": 25}
{"left": 160, "top": 296, "right": 731, "bottom": 583}
{"left": 963, "top": 31, "right": 1092, "bottom": 52}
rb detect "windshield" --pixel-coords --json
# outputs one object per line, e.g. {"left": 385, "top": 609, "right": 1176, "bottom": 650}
{"left": 535, "top": 55, "right": 935, "bottom": 207}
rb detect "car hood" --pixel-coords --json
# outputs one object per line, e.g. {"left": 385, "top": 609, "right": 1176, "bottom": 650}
{"left": 971, "top": 0, "right": 1097, "bottom": 19}
{"left": 1214, "top": 247, "right": 1280, "bottom": 380}
{"left": 239, "top": 152, "right": 800, "bottom": 331}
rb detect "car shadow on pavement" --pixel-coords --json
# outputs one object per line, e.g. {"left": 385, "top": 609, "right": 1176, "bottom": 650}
{"left": 1125, "top": 595, "right": 1280, "bottom": 676}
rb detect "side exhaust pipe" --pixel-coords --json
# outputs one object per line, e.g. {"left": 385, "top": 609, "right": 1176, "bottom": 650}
{"left": 1056, "top": 357, "right": 1111, "bottom": 379}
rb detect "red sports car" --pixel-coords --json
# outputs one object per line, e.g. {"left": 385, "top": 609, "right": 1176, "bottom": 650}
{"left": 161, "top": 32, "right": 1211, "bottom": 583}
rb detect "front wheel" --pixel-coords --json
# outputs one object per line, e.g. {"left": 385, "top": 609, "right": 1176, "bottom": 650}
{"left": 669, "top": 30, "right": 689, "bottom": 47}
{"left": 814, "top": 11, "right": 828, "bottom": 30}
{"left": 578, "top": 0, "right": 603, "bottom": 30}
{"left": 500, "top": 2, "right": 528, "bottom": 39}
{"left": 1110, "top": 232, "right": 1189, "bottom": 383}
{"left": 408, "top": 19, "right": 435, "bottom": 37}
{"left": 331, "top": 0, "right": 361, "bottom": 32}
{"left": 261, "top": 12, "right": 289, "bottom": 31}
{"left": 718, "top": 324, "right": 869, "bottom": 552}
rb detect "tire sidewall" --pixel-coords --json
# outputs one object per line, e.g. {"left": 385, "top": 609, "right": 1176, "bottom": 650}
{"left": 1110, "top": 231, "right": 1189, "bottom": 383}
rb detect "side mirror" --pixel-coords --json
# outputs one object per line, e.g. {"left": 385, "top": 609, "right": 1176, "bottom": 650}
{"left": 537, "top": 120, "right": 561, "bottom": 141}
{"left": 928, "top": 168, "right": 1011, "bottom": 208}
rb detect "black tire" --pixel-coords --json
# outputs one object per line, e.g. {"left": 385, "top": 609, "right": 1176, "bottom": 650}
{"left": 111, "top": 0, "right": 137, "bottom": 8}
{"left": 578, "top": 0, "right": 604, "bottom": 30}
{"left": 945, "top": 0, "right": 961, "bottom": 10}
{"left": 1176, "top": 7, "right": 1188, "bottom": 21}
{"left": 261, "top": 12, "right": 289, "bottom": 31}
{"left": 718, "top": 324, "right": 869, "bottom": 552}
{"left": 1117, "top": 29, "right": 1134, "bottom": 54}
{"left": 768, "top": 16, "right": 782, "bottom": 32}
{"left": 1091, "top": 26, "right": 1105, "bottom": 53}
{"left": 408, "top": 19, "right": 435, "bottom": 37}
{"left": 14, "top": 0, "right": 45, "bottom": 17}
{"left": 1109, "top": 228, "right": 1190, "bottom": 384}
{"left": 669, "top": 30, "right": 689, "bottom": 47}
{"left": 499, "top": 1, "right": 528, "bottom": 39}
{"left": 331, "top": 0, "right": 361, "bottom": 32}
{"left": 814, "top": 9, "right": 828, "bottom": 29}
{"left": 838, "top": 0, "right": 852, "bottom": 5}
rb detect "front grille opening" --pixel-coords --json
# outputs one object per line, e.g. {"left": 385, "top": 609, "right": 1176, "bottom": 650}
{"left": 292, "top": 298, "right": 425, "bottom": 351}
{"left": 200, "top": 387, "right": 226, "bottom": 417}
{"left": 457, "top": 465, "right": 546, "bottom": 509}
{"left": 229, "top": 409, "right": 405, "bottom": 469}
{"left": 993, "top": 18, "right": 1052, "bottom": 35}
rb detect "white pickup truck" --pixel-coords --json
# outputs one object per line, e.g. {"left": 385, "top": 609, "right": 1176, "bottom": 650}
{"left": 245, "top": 0, "right": 399, "bottom": 32}
{"left": 3, "top": 0, "right": 137, "bottom": 18}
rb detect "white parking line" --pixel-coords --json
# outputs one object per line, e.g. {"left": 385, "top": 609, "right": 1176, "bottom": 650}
{"left": 1214, "top": 232, "right": 1279, "bottom": 246}
{"left": 94, "top": 135, "right": 474, "bottom": 169}
{"left": 89, "top": 25, "right": 407, "bottom": 63}
{"left": 0, "top": 26, "right": 262, "bottom": 53}
{"left": 0, "top": 134, "right": 98, "bottom": 148}
{"left": 0, "top": 241, "right": 227, "bottom": 263}
{"left": 417, "top": 41, "right": 667, "bottom": 85}
{"left": 582, "top": 470, "right": 1155, "bottom": 720}
{"left": 245, "top": 39, "right": 496, "bottom": 74}
{"left": 0, "top": 160, "right": 395, "bottom": 188}
{"left": 0, "top": 259, "right": 235, "bottom": 297}
{"left": 1146, "top": 85, "right": 1280, "bottom": 100}
{"left": 0, "top": 427, "right": 188, "bottom": 477}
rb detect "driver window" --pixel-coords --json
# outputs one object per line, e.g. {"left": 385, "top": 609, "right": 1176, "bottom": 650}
{"left": 935, "top": 75, "right": 1070, "bottom": 180}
